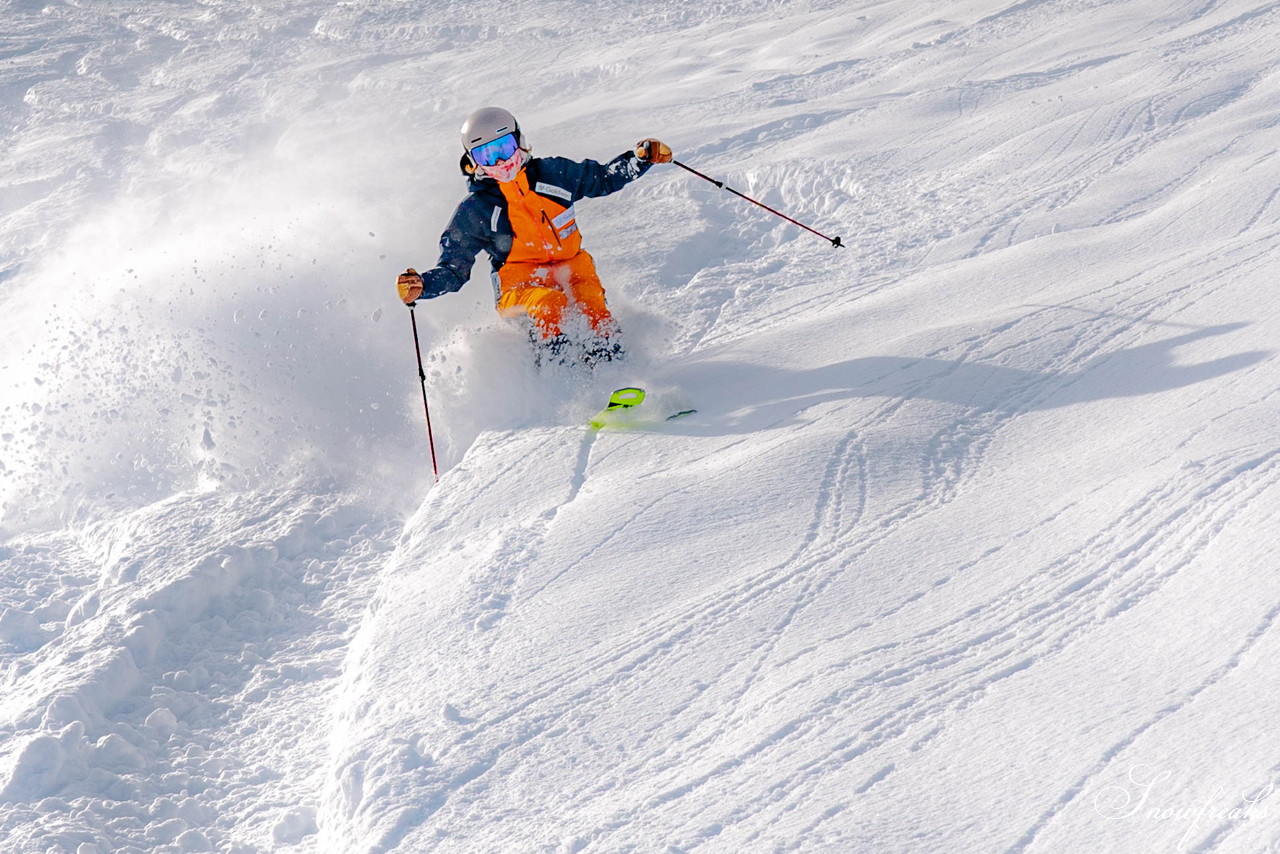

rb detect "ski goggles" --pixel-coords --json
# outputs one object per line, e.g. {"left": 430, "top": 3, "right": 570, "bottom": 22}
{"left": 470, "top": 133, "right": 521, "bottom": 168}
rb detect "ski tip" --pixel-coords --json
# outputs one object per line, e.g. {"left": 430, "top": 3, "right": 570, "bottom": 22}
{"left": 606, "top": 387, "right": 646, "bottom": 411}
{"left": 590, "top": 388, "right": 694, "bottom": 430}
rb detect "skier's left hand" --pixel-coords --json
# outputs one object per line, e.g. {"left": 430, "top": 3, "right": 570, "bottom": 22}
{"left": 635, "top": 138, "right": 673, "bottom": 163}
{"left": 397, "top": 268, "right": 424, "bottom": 304}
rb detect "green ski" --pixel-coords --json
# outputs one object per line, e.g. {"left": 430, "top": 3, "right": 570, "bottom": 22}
{"left": 590, "top": 387, "right": 647, "bottom": 430}
{"left": 590, "top": 387, "right": 696, "bottom": 430}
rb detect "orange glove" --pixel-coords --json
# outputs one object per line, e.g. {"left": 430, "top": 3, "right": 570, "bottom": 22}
{"left": 634, "top": 138, "right": 673, "bottom": 164}
{"left": 397, "top": 268, "right": 423, "bottom": 304}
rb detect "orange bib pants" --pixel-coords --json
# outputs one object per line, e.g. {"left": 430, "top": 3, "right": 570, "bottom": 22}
{"left": 496, "top": 251, "right": 615, "bottom": 339}
{"left": 492, "top": 170, "right": 616, "bottom": 340}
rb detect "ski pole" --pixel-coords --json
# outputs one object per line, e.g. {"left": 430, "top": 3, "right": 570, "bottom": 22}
{"left": 673, "top": 160, "right": 844, "bottom": 248}
{"left": 407, "top": 304, "right": 440, "bottom": 483}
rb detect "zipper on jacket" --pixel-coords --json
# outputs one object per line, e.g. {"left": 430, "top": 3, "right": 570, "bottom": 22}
{"left": 540, "top": 209, "right": 564, "bottom": 251}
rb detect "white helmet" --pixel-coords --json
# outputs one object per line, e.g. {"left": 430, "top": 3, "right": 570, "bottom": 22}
{"left": 460, "top": 106, "right": 527, "bottom": 154}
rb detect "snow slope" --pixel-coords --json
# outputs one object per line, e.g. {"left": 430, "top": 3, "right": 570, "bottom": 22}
{"left": 4, "top": 0, "right": 1280, "bottom": 852}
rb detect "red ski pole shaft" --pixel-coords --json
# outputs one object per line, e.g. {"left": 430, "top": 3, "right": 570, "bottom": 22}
{"left": 408, "top": 305, "right": 440, "bottom": 483}
{"left": 673, "top": 159, "right": 844, "bottom": 248}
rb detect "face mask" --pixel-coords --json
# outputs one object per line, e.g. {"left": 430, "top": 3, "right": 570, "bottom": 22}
{"left": 479, "top": 151, "right": 524, "bottom": 183}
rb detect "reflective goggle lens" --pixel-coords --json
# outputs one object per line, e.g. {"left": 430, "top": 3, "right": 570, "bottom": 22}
{"left": 470, "top": 133, "right": 520, "bottom": 167}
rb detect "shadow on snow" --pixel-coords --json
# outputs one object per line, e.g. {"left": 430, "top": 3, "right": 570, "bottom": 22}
{"left": 666, "top": 323, "right": 1271, "bottom": 434}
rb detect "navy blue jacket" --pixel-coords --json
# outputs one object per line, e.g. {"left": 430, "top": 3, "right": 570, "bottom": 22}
{"left": 420, "top": 152, "right": 653, "bottom": 300}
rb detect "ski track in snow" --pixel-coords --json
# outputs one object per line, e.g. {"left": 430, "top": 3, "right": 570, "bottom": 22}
{"left": 4, "top": 0, "right": 1280, "bottom": 852}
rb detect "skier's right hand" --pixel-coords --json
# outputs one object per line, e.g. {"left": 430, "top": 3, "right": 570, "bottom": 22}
{"left": 397, "top": 268, "right": 424, "bottom": 304}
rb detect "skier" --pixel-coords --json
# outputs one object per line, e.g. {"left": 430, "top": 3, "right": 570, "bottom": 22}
{"left": 396, "top": 106, "right": 673, "bottom": 366}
